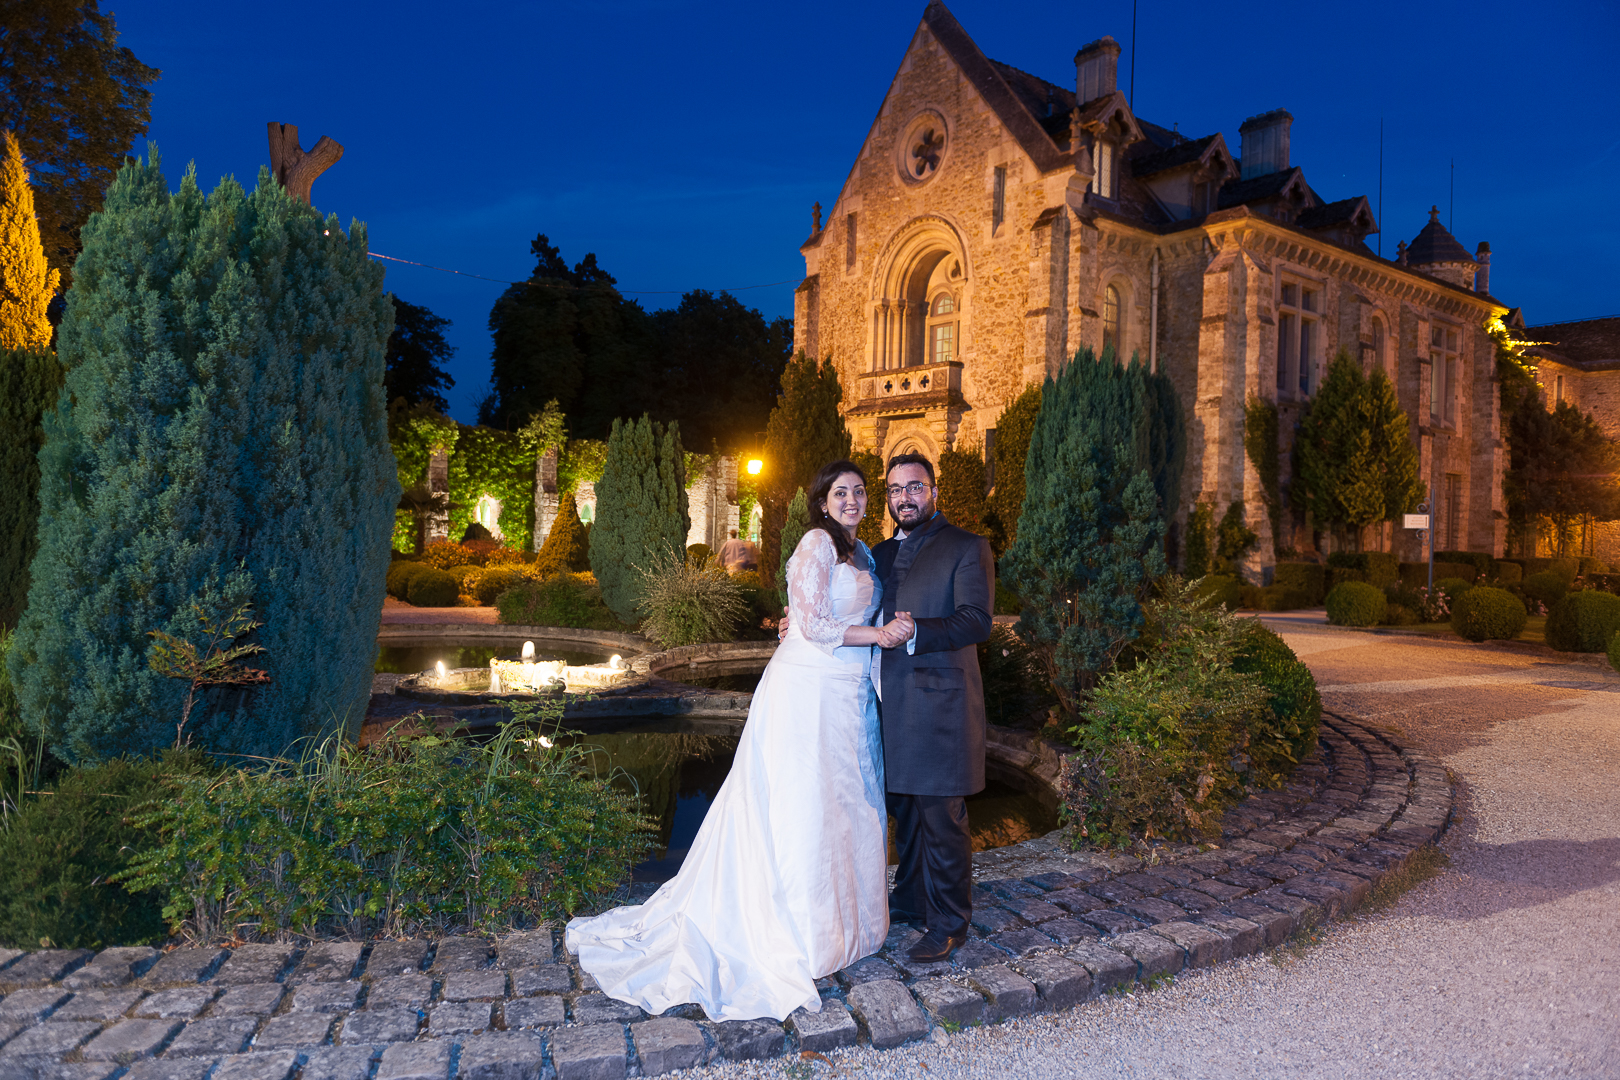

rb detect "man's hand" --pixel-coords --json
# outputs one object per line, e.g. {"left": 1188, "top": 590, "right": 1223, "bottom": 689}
{"left": 777, "top": 606, "right": 790, "bottom": 641}
{"left": 878, "top": 611, "right": 915, "bottom": 649}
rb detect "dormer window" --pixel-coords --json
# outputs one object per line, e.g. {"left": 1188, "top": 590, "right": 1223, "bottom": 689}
{"left": 928, "top": 292, "right": 957, "bottom": 364}
{"left": 1090, "top": 140, "right": 1115, "bottom": 199}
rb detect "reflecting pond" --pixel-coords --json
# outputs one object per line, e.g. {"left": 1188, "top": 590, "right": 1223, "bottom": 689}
{"left": 376, "top": 644, "right": 613, "bottom": 674}
{"left": 566, "top": 724, "right": 1058, "bottom": 883}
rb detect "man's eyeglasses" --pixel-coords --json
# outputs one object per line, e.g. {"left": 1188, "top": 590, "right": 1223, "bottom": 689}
{"left": 886, "top": 481, "right": 931, "bottom": 498}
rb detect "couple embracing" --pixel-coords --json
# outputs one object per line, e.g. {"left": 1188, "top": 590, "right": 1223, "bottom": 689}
{"left": 566, "top": 453, "right": 995, "bottom": 1022}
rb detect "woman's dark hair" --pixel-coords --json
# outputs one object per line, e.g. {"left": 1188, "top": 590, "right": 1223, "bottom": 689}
{"left": 806, "top": 459, "right": 868, "bottom": 564}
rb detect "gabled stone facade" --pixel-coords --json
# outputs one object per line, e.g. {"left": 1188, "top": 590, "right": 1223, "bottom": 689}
{"left": 795, "top": 1, "right": 1511, "bottom": 576}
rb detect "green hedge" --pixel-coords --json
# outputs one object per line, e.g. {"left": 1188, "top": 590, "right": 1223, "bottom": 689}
{"left": 1232, "top": 624, "right": 1322, "bottom": 787}
{"left": 474, "top": 567, "right": 527, "bottom": 606}
{"left": 1523, "top": 558, "right": 1579, "bottom": 586}
{"left": 1194, "top": 574, "right": 1242, "bottom": 612}
{"left": 1522, "top": 571, "right": 1569, "bottom": 612}
{"left": 1609, "top": 627, "right": 1620, "bottom": 675}
{"left": 119, "top": 723, "right": 651, "bottom": 939}
{"left": 1325, "top": 552, "right": 1398, "bottom": 588}
{"left": 1273, "top": 562, "right": 1326, "bottom": 604}
{"left": 386, "top": 561, "right": 431, "bottom": 600}
{"left": 1450, "top": 586, "right": 1527, "bottom": 642}
{"left": 1545, "top": 590, "right": 1620, "bottom": 653}
{"left": 1239, "top": 585, "right": 1314, "bottom": 612}
{"left": 406, "top": 567, "right": 460, "bottom": 607}
{"left": 1325, "top": 581, "right": 1386, "bottom": 626}
{"left": 1436, "top": 551, "right": 1494, "bottom": 579}
{"left": 1579, "top": 557, "right": 1610, "bottom": 576}
{"left": 1434, "top": 577, "right": 1473, "bottom": 604}
{"left": 1492, "top": 560, "right": 1523, "bottom": 585}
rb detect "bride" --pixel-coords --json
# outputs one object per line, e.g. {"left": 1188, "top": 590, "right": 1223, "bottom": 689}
{"left": 566, "top": 459, "right": 913, "bottom": 1022}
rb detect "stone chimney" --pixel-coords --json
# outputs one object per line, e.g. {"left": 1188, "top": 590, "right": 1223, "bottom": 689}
{"left": 1475, "top": 241, "right": 1491, "bottom": 294}
{"left": 1074, "top": 37, "right": 1121, "bottom": 103}
{"left": 1238, "top": 109, "right": 1293, "bottom": 180}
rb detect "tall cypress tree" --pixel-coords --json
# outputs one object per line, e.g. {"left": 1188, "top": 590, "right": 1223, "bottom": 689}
{"left": 0, "top": 131, "right": 65, "bottom": 628}
{"left": 1001, "top": 348, "right": 1174, "bottom": 715}
{"left": 7, "top": 153, "right": 398, "bottom": 762}
{"left": 589, "top": 414, "right": 689, "bottom": 622}
{"left": 986, "top": 383, "right": 1042, "bottom": 555}
{"left": 760, "top": 353, "right": 850, "bottom": 583}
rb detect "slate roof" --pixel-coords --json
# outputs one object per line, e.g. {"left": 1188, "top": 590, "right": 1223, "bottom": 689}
{"left": 1297, "top": 196, "right": 1375, "bottom": 232}
{"left": 1405, "top": 208, "right": 1476, "bottom": 266}
{"left": 1522, "top": 316, "right": 1620, "bottom": 371}
{"left": 1217, "top": 166, "right": 1307, "bottom": 209}
{"left": 1132, "top": 133, "right": 1221, "bottom": 177}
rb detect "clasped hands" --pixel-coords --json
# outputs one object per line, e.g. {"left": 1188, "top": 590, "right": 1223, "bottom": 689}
{"left": 875, "top": 611, "right": 915, "bottom": 650}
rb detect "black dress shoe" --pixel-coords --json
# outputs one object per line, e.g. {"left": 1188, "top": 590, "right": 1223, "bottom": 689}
{"left": 889, "top": 908, "right": 926, "bottom": 927}
{"left": 907, "top": 930, "right": 966, "bottom": 964}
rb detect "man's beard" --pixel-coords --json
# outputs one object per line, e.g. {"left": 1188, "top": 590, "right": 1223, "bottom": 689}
{"left": 892, "top": 498, "right": 935, "bottom": 528}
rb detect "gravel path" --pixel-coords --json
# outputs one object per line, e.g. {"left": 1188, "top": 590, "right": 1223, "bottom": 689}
{"left": 693, "top": 617, "right": 1620, "bottom": 1079}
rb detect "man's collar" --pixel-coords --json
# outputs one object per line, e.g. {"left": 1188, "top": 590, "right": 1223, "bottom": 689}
{"left": 893, "top": 510, "right": 941, "bottom": 542}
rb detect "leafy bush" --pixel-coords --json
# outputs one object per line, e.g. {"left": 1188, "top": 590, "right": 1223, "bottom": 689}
{"left": 1194, "top": 574, "right": 1242, "bottom": 612}
{"left": 1493, "top": 560, "right": 1524, "bottom": 585}
{"left": 446, "top": 564, "right": 483, "bottom": 588}
{"left": 1579, "top": 557, "right": 1610, "bottom": 576}
{"left": 404, "top": 567, "right": 460, "bottom": 608}
{"left": 1436, "top": 551, "right": 1493, "bottom": 577}
{"left": 1609, "top": 627, "right": 1620, "bottom": 674}
{"left": 1434, "top": 577, "right": 1473, "bottom": 604}
{"left": 978, "top": 625, "right": 1053, "bottom": 729}
{"left": 730, "top": 571, "right": 779, "bottom": 632}
{"left": 1522, "top": 571, "right": 1569, "bottom": 612}
{"left": 1273, "top": 562, "right": 1326, "bottom": 604}
{"left": 496, "top": 574, "right": 625, "bottom": 631}
{"left": 1432, "top": 560, "right": 1477, "bottom": 583}
{"left": 1232, "top": 624, "right": 1321, "bottom": 787}
{"left": 1386, "top": 583, "right": 1449, "bottom": 623}
{"left": 1058, "top": 579, "right": 1268, "bottom": 845}
{"left": 421, "top": 541, "right": 486, "bottom": 570}
{"left": 0, "top": 753, "right": 214, "bottom": 949}
{"left": 590, "top": 415, "right": 689, "bottom": 624}
{"left": 1326, "top": 551, "right": 1395, "bottom": 585}
{"left": 386, "top": 560, "right": 431, "bottom": 600}
{"left": 1450, "top": 586, "right": 1527, "bottom": 642}
{"left": 637, "top": 554, "right": 748, "bottom": 648}
{"left": 1525, "top": 557, "right": 1580, "bottom": 587}
{"left": 1326, "top": 567, "right": 1368, "bottom": 594}
{"left": 1326, "top": 581, "right": 1386, "bottom": 626}
{"left": 1545, "top": 590, "right": 1620, "bottom": 653}
{"left": 685, "top": 544, "right": 713, "bottom": 566}
{"left": 1181, "top": 502, "right": 1213, "bottom": 578}
{"left": 474, "top": 567, "right": 527, "bottom": 606}
{"left": 534, "top": 492, "right": 590, "bottom": 577}
{"left": 1383, "top": 603, "right": 1418, "bottom": 625}
{"left": 120, "top": 717, "right": 651, "bottom": 940}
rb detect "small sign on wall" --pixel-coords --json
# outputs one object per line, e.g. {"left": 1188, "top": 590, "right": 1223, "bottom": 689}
{"left": 1403, "top": 513, "right": 1430, "bottom": 530}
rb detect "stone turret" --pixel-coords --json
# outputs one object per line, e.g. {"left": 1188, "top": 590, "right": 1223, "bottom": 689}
{"left": 1405, "top": 206, "right": 1479, "bottom": 290}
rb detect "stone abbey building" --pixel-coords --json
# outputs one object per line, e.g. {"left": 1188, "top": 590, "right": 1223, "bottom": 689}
{"left": 794, "top": 1, "right": 1511, "bottom": 577}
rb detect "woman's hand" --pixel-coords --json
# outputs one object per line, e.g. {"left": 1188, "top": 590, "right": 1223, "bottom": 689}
{"left": 877, "top": 612, "right": 914, "bottom": 649}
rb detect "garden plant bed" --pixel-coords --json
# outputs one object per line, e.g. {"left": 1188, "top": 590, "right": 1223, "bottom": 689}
{"left": 0, "top": 712, "right": 1451, "bottom": 1079}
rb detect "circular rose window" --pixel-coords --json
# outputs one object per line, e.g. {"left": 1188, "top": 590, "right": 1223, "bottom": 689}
{"left": 896, "top": 110, "right": 949, "bottom": 185}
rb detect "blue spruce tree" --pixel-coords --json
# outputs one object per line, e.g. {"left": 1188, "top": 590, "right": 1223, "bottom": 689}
{"left": 7, "top": 152, "right": 399, "bottom": 762}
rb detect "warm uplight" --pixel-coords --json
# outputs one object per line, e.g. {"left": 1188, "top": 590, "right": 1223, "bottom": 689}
{"left": 539, "top": 735, "right": 554, "bottom": 749}
{"left": 609, "top": 654, "right": 623, "bottom": 670}
{"left": 521, "top": 641, "right": 535, "bottom": 659}
{"left": 746, "top": 459, "right": 763, "bottom": 475}
{"left": 435, "top": 660, "right": 447, "bottom": 681}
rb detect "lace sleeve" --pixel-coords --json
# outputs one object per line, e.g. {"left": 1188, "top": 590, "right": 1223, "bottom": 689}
{"left": 786, "top": 529, "right": 846, "bottom": 655}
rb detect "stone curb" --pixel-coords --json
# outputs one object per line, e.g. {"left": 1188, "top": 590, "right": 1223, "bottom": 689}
{"left": 0, "top": 713, "right": 1451, "bottom": 1079}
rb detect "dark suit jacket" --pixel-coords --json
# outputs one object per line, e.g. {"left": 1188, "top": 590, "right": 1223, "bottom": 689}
{"left": 872, "top": 512, "right": 995, "bottom": 796}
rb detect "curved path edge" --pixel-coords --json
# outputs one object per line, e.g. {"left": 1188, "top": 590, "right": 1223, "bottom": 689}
{"left": 0, "top": 711, "right": 1452, "bottom": 1079}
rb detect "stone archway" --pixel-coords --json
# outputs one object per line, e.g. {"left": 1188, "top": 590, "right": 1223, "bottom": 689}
{"left": 867, "top": 216, "right": 972, "bottom": 372}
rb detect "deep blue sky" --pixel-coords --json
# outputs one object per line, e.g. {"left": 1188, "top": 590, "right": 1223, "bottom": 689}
{"left": 118, "top": 0, "right": 1618, "bottom": 424}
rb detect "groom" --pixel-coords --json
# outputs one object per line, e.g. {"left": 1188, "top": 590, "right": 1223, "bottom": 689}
{"left": 872, "top": 453, "right": 994, "bottom": 963}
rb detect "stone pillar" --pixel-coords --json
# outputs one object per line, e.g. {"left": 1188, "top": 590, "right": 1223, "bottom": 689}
{"left": 534, "top": 446, "right": 560, "bottom": 550}
{"left": 427, "top": 448, "right": 450, "bottom": 545}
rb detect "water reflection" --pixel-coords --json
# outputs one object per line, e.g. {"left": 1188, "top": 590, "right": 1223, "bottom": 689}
{"left": 566, "top": 725, "right": 1058, "bottom": 884}
{"left": 376, "top": 644, "right": 611, "bottom": 674}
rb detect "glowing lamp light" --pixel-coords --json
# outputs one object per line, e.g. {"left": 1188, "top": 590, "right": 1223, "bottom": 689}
{"left": 609, "top": 654, "right": 623, "bottom": 670}
{"left": 746, "top": 458, "right": 763, "bottom": 475}
{"left": 521, "top": 641, "right": 535, "bottom": 660}
{"left": 435, "top": 660, "right": 447, "bottom": 682}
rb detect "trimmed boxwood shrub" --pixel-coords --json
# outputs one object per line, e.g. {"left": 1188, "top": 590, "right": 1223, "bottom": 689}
{"left": 386, "top": 560, "right": 431, "bottom": 600}
{"left": 1545, "top": 590, "right": 1620, "bottom": 653}
{"left": 1492, "top": 560, "right": 1523, "bottom": 585}
{"left": 1273, "top": 562, "right": 1326, "bottom": 604}
{"left": 1232, "top": 624, "right": 1321, "bottom": 786}
{"left": 1522, "top": 571, "right": 1568, "bottom": 611}
{"left": 1383, "top": 603, "right": 1418, "bottom": 626}
{"left": 405, "top": 567, "right": 460, "bottom": 607}
{"left": 1434, "top": 576, "right": 1473, "bottom": 604}
{"left": 1325, "top": 581, "right": 1386, "bottom": 626}
{"left": 473, "top": 566, "right": 527, "bottom": 606}
{"left": 1450, "top": 586, "right": 1527, "bottom": 642}
{"left": 1431, "top": 560, "right": 1476, "bottom": 583}
{"left": 1325, "top": 552, "right": 1397, "bottom": 588}
{"left": 496, "top": 574, "right": 625, "bottom": 630}
{"left": 1609, "top": 627, "right": 1620, "bottom": 674}
{"left": 1524, "top": 558, "right": 1579, "bottom": 586}
{"left": 1326, "top": 567, "right": 1367, "bottom": 595}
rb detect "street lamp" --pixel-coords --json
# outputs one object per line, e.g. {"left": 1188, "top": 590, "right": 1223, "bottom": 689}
{"left": 746, "top": 458, "right": 763, "bottom": 476}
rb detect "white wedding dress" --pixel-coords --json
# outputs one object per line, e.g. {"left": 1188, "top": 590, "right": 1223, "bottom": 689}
{"left": 566, "top": 528, "right": 889, "bottom": 1022}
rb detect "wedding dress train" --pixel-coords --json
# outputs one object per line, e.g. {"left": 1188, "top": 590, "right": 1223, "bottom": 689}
{"left": 565, "top": 529, "right": 888, "bottom": 1022}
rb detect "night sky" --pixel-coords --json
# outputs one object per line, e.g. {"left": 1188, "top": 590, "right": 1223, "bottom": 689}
{"left": 116, "top": 0, "right": 1619, "bottom": 424}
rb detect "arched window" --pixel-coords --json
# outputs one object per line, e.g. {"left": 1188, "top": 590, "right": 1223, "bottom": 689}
{"left": 1372, "top": 319, "right": 1385, "bottom": 372}
{"left": 927, "top": 291, "right": 957, "bottom": 364}
{"left": 1102, "top": 285, "right": 1122, "bottom": 358}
